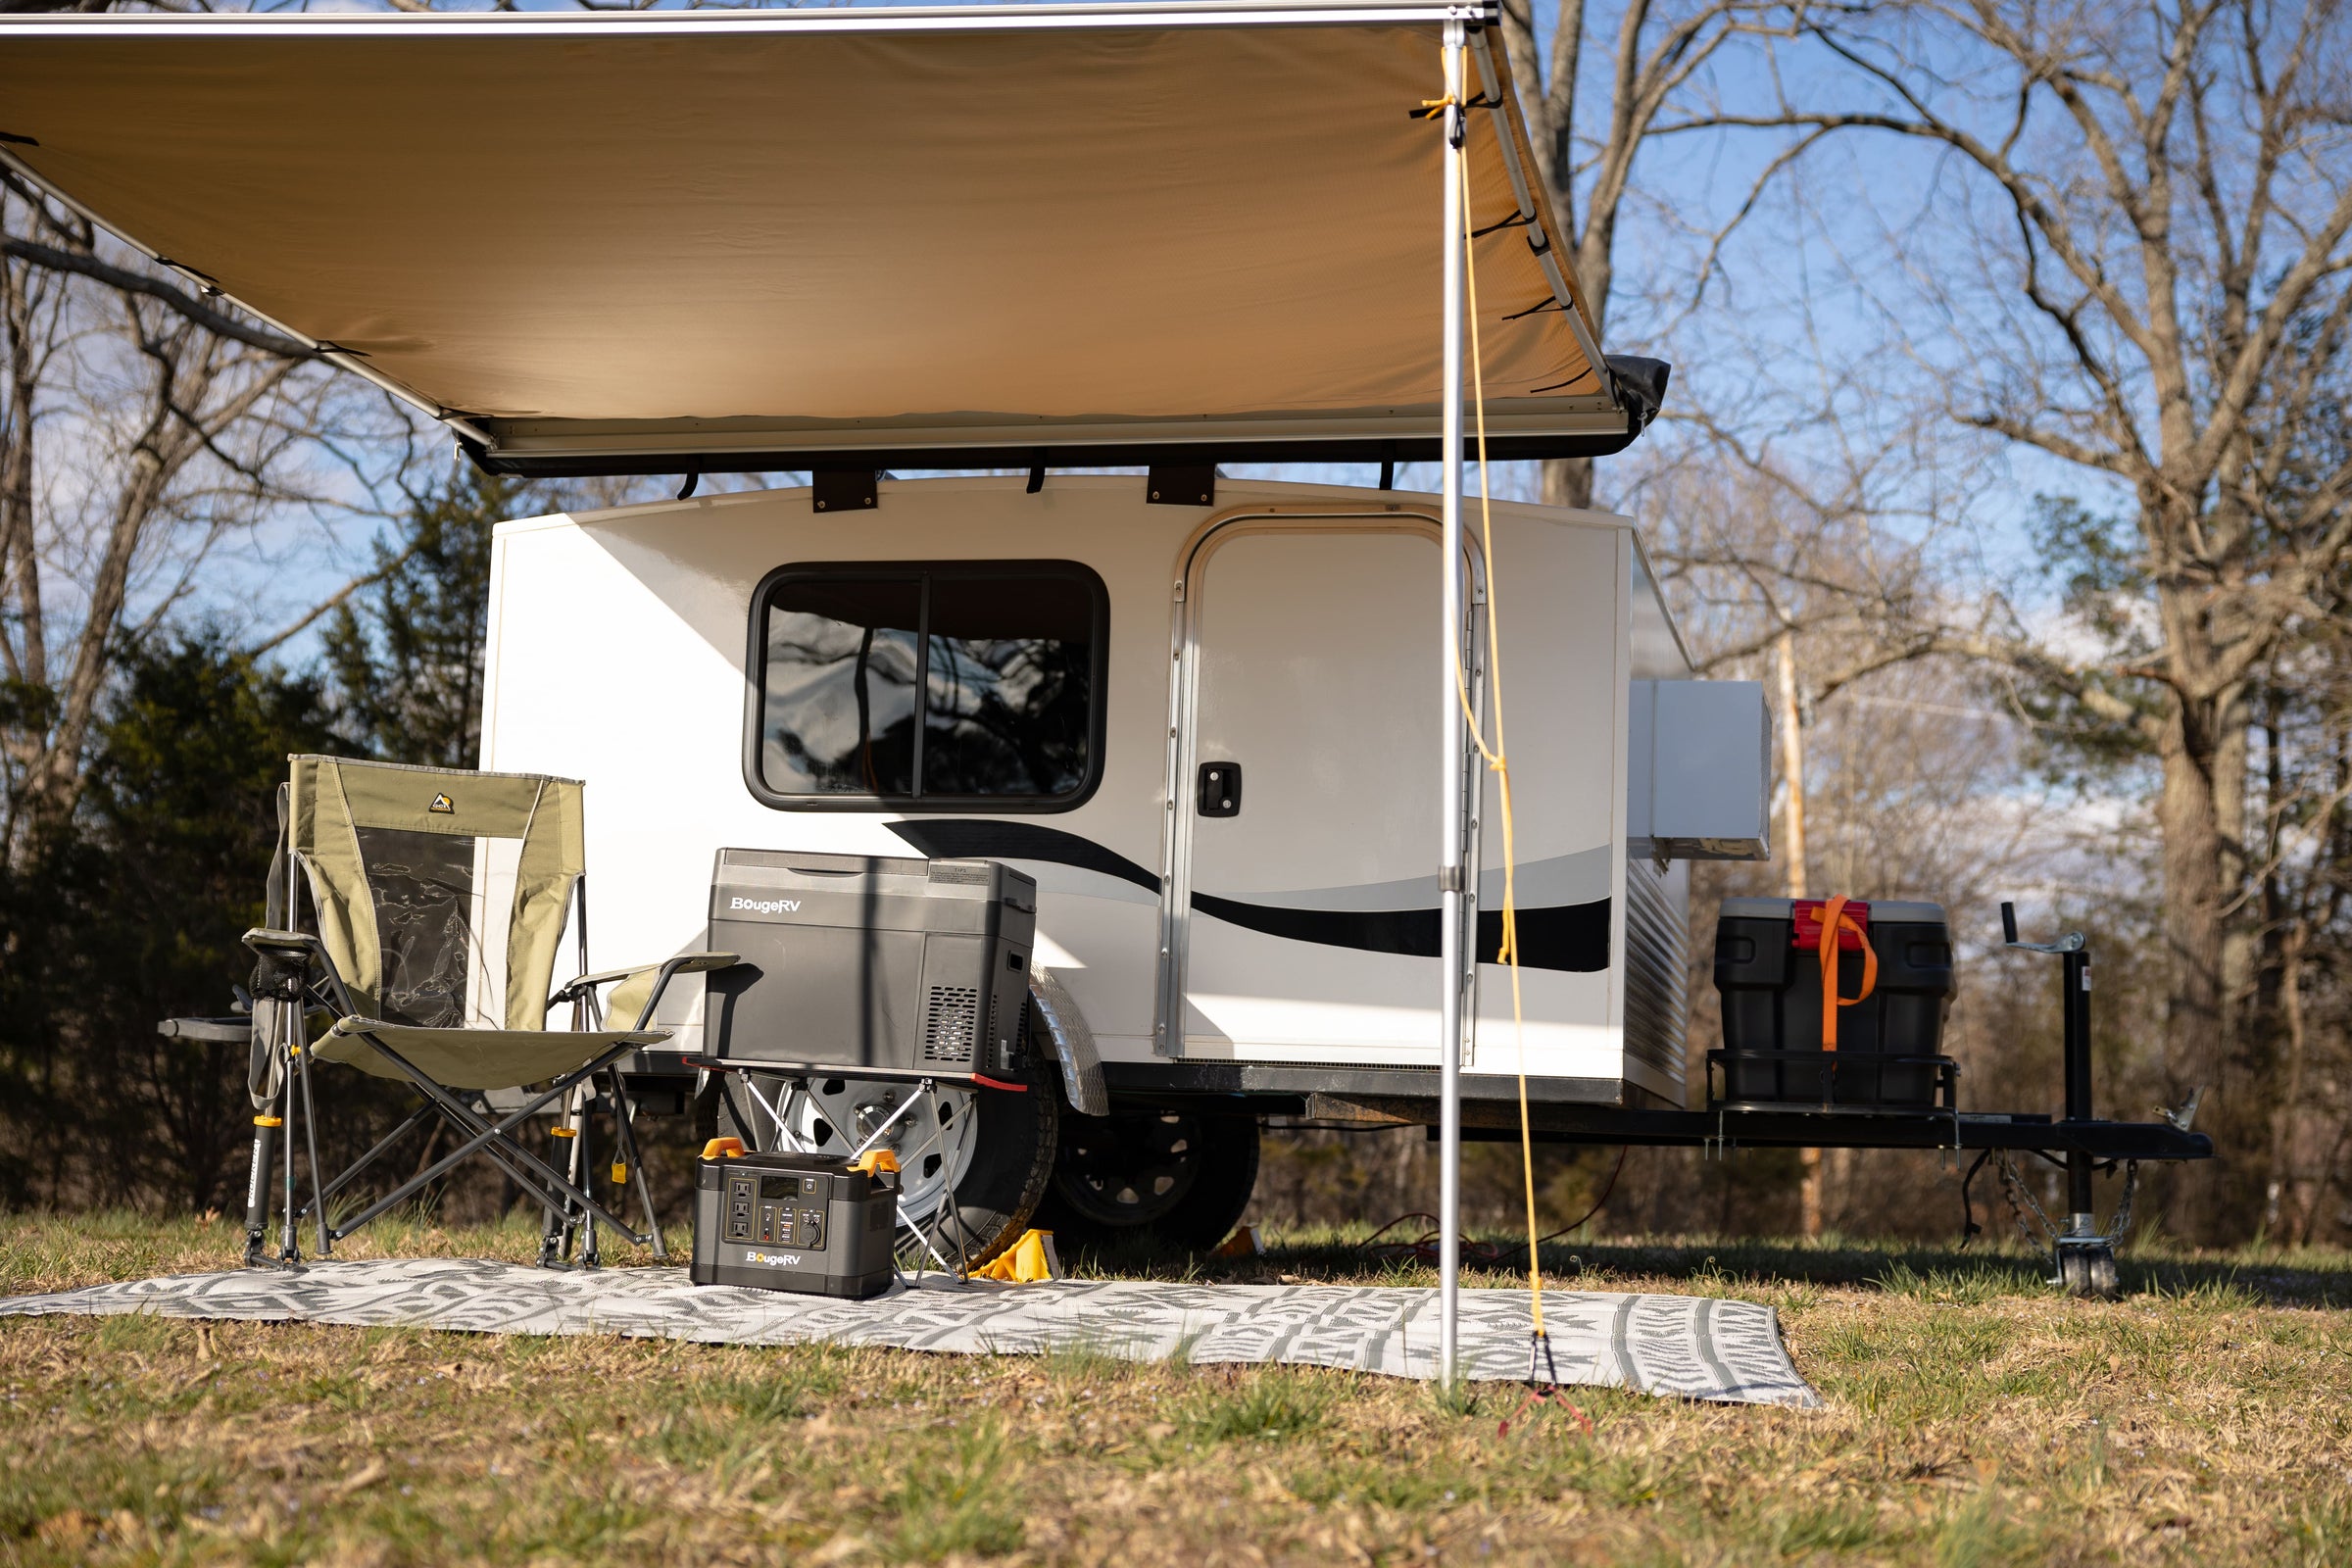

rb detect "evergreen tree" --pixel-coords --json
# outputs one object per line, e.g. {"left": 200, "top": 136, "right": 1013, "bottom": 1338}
{"left": 0, "top": 636, "right": 339, "bottom": 1208}
{"left": 324, "top": 469, "right": 524, "bottom": 766}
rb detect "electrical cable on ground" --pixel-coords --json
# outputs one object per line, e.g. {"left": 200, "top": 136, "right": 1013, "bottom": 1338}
{"left": 1360, "top": 1145, "right": 1624, "bottom": 1268}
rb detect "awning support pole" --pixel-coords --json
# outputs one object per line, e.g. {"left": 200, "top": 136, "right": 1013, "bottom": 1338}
{"left": 1437, "top": 11, "right": 1468, "bottom": 1394}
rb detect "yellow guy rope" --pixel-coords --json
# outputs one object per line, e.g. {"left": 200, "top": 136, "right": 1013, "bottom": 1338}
{"left": 1443, "top": 96, "right": 1549, "bottom": 1348}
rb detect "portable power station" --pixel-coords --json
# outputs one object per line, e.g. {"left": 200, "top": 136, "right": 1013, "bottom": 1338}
{"left": 689, "top": 1145, "right": 900, "bottom": 1298}
{"left": 703, "top": 849, "right": 1037, "bottom": 1083}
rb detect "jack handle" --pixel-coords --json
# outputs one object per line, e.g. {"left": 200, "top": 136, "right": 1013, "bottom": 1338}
{"left": 1999, "top": 900, "right": 2084, "bottom": 956}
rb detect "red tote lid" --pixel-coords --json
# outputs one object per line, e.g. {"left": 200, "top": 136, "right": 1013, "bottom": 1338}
{"left": 1790, "top": 898, "right": 1871, "bottom": 951}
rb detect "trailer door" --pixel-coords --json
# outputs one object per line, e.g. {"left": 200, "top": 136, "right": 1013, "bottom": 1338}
{"left": 1163, "top": 517, "right": 1475, "bottom": 1061}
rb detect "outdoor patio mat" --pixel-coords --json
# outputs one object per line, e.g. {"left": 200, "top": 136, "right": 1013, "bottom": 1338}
{"left": 0, "top": 1259, "right": 1820, "bottom": 1408}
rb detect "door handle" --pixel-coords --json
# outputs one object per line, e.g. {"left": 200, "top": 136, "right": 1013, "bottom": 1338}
{"left": 1197, "top": 761, "right": 1242, "bottom": 817}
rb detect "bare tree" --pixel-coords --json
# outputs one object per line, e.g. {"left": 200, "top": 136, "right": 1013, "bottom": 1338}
{"left": 0, "top": 181, "right": 414, "bottom": 858}
{"left": 1696, "top": 0, "right": 2352, "bottom": 1232}
{"left": 1495, "top": 0, "right": 1817, "bottom": 509}
{"left": 2241, "top": 600, "right": 2352, "bottom": 1243}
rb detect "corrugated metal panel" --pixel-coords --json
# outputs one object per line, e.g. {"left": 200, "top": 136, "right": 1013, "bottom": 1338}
{"left": 1622, "top": 856, "right": 1687, "bottom": 1091}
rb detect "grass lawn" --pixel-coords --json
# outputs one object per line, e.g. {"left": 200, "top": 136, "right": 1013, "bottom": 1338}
{"left": 0, "top": 1212, "right": 2347, "bottom": 1565}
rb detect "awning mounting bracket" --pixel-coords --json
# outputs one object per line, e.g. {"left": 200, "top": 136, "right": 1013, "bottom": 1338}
{"left": 812, "top": 468, "right": 879, "bottom": 513}
{"left": 1147, "top": 464, "right": 1215, "bottom": 508}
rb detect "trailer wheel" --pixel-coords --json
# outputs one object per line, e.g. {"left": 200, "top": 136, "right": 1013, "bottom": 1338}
{"left": 717, "top": 1064, "right": 1056, "bottom": 1269}
{"left": 2058, "top": 1243, "right": 2120, "bottom": 1300}
{"left": 1033, "top": 1110, "right": 1260, "bottom": 1252}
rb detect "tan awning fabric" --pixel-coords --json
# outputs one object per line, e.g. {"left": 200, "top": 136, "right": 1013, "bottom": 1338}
{"left": 0, "top": 5, "right": 1626, "bottom": 466}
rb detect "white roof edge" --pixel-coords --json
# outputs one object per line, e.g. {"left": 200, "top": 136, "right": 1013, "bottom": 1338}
{"left": 1627, "top": 529, "right": 1698, "bottom": 673}
{"left": 527, "top": 470, "right": 1637, "bottom": 529}
{"left": 0, "top": 1, "right": 1498, "bottom": 38}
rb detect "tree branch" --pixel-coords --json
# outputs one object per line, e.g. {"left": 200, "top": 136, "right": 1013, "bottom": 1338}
{"left": 0, "top": 238, "right": 317, "bottom": 361}
{"left": 247, "top": 538, "right": 424, "bottom": 659}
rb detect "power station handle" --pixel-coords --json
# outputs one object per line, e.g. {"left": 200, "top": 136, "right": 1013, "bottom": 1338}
{"left": 2000, "top": 902, "right": 2019, "bottom": 945}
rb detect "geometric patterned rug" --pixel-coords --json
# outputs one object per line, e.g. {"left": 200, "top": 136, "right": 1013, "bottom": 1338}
{"left": 0, "top": 1259, "right": 1820, "bottom": 1408}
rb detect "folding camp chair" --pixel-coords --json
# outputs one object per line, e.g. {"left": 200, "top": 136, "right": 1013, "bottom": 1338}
{"left": 239, "top": 755, "right": 733, "bottom": 1268}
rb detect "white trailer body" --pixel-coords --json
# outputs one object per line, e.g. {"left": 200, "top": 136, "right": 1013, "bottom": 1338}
{"left": 480, "top": 473, "right": 1721, "bottom": 1111}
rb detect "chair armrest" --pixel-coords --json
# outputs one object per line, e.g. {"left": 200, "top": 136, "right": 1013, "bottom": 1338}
{"left": 242, "top": 927, "right": 322, "bottom": 957}
{"left": 158, "top": 1016, "right": 251, "bottom": 1044}
{"left": 241, "top": 928, "right": 359, "bottom": 1016}
{"left": 549, "top": 965, "right": 649, "bottom": 1005}
{"left": 549, "top": 953, "right": 739, "bottom": 1028}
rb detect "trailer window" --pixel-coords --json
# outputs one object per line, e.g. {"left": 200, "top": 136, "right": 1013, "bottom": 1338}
{"left": 749, "top": 562, "right": 1106, "bottom": 811}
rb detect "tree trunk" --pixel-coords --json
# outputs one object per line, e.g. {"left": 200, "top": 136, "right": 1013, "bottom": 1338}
{"left": 1776, "top": 630, "right": 1823, "bottom": 1240}
{"left": 1542, "top": 456, "right": 1594, "bottom": 511}
{"left": 2154, "top": 688, "right": 2247, "bottom": 1240}
{"left": 2263, "top": 922, "right": 2308, "bottom": 1241}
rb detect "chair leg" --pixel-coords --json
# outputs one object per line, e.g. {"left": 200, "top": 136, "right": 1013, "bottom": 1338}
{"left": 609, "top": 1069, "right": 666, "bottom": 1262}
{"left": 576, "top": 1093, "right": 602, "bottom": 1270}
{"left": 276, "top": 1010, "right": 306, "bottom": 1264}
{"left": 292, "top": 1038, "right": 330, "bottom": 1259}
{"left": 336, "top": 1089, "right": 627, "bottom": 1248}
{"left": 332, "top": 1037, "right": 655, "bottom": 1247}
{"left": 295, "top": 1102, "right": 439, "bottom": 1225}
{"left": 242, "top": 1099, "right": 280, "bottom": 1269}
{"left": 537, "top": 1088, "right": 575, "bottom": 1268}
{"left": 551, "top": 1083, "right": 594, "bottom": 1266}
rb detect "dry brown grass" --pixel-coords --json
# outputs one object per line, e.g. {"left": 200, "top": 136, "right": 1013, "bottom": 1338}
{"left": 1, "top": 1212, "right": 2348, "bottom": 1565}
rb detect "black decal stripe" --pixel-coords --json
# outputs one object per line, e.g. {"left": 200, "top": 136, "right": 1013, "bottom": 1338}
{"left": 884, "top": 819, "right": 1612, "bottom": 972}
{"left": 1191, "top": 894, "right": 1429, "bottom": 956}
{"left": 885, "top": 819, "right": 1159, "bottom": 893}
{"left": 1487, "top": 900, "right": 1613, "bottom": 974}
{"left": 1193, "top": 894, "right": 1612, "bottom": 973}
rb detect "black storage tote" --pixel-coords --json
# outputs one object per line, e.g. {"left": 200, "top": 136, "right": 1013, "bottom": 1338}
{"left": 1711, "top": 897, "right": 1955, "bottom": 1106}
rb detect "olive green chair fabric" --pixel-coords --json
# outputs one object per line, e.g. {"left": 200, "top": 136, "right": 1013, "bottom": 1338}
{"left": 316, "top": 1019, "right": 669, "bottom": 1093}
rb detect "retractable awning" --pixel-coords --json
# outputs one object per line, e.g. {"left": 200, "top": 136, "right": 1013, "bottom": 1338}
{"left": 0, "top": 2, "right": 1656, "bottom": 474}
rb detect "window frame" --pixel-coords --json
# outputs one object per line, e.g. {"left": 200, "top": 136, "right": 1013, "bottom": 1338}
{"left": 741, "top": 558, "right": 1110, "bottom": 813}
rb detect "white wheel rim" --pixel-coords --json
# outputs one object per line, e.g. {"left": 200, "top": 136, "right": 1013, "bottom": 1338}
{"left": 738, "top": 1072, "right": 981, "bottom": 1233}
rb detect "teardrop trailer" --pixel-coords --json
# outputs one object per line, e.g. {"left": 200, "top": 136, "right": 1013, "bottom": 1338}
{"left": 0, "top": 1, "right": 2207, "bottom": 1332}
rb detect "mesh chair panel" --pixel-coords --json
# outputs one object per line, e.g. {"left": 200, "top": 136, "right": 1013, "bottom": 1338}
{"left": 358, "top": 826, "right": 524, "bottom": 1029}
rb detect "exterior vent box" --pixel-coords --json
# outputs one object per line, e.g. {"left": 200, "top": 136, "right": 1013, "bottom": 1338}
{"left": 1628, "top": 679, "right": 1770, "bottom": 861}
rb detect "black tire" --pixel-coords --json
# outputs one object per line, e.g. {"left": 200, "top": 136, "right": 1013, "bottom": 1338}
{"left": 929, "top": 1057, "right": 1059, "bottom": 1268}
{"left": 1032, "top": 1109, "right": 1260, "bottom": 1252}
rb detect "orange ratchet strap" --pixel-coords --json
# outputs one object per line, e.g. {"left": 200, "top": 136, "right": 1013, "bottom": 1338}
{"left": 1795, "top": 896, "right": 1879, "bottom": 1051}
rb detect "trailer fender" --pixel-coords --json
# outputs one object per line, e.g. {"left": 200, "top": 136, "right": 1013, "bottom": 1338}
{"left": 1027, "top": 968, "right": 1108, "bottom": 1117}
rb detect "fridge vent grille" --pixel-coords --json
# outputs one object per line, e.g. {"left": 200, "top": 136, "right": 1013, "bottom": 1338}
{"left": 921, "top": 985, "right": 980, "bottom": 1064}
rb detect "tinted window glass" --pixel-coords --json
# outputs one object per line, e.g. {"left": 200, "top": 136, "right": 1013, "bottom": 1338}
{"left": 760, "top": 576, "right": 920, "bottom": 796}
{"left": 754, "top": 564, "right": 1102, "bottom": 808}
{"left": 923, "top": 574, "right": 1095, "bottom": 798}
